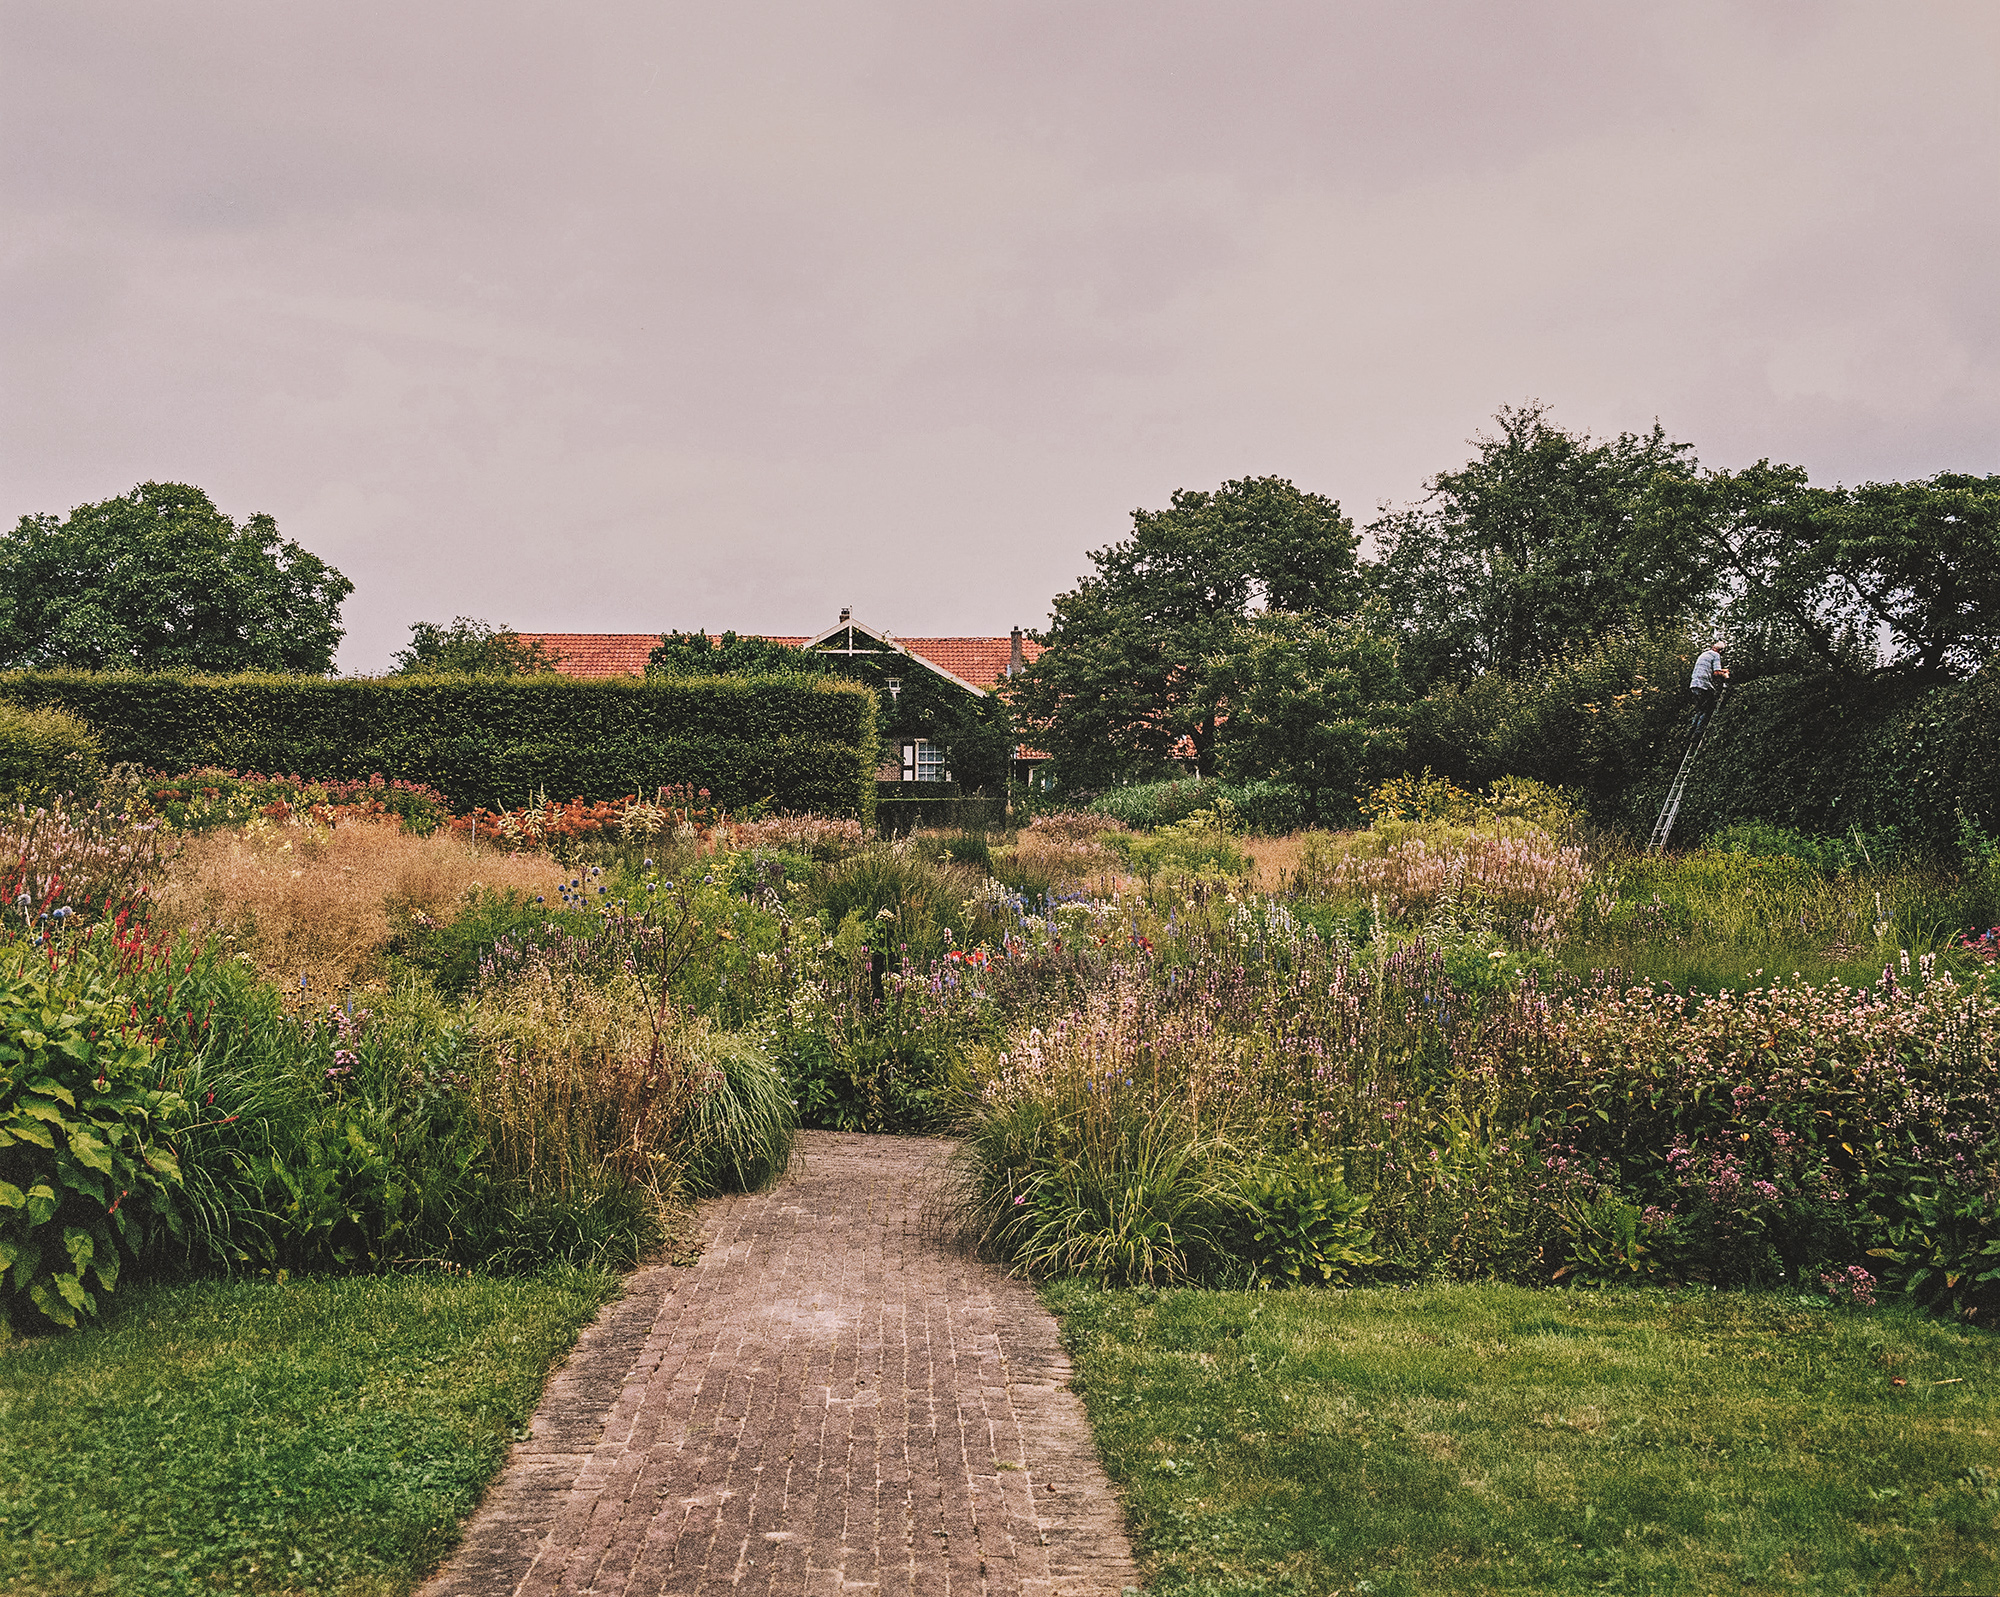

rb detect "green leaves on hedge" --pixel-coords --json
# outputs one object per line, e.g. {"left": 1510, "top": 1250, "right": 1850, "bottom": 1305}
{"left": 0, "top": 671, "right": 878, "bottom": 819}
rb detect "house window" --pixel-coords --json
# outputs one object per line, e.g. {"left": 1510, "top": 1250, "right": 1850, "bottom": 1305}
{"left": 902, "top": 739, "right": 948, "bottom": 782}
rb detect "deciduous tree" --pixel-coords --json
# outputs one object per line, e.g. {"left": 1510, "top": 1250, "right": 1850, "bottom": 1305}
{"left": 1210, "top": 610, "right": 1410, "bottom": 822}
{"left": 1012, "top": 476, "right": 1363, "bottom": 786}
{"left": 0, "top": 483, "right": 352, "bottom": 674}
{"left": 392, "top": 617, "right": 564, "bottom": 676}
{"left": 1368, "top": 404, "right": 1707, "bottom": 686}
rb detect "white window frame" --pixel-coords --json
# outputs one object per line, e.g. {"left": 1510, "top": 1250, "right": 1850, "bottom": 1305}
{"left": 901, "top": 738, "right": 948, "bottom": 783}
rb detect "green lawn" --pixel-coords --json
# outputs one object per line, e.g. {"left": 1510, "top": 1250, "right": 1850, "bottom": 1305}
{"left": 1046, "top": 1281, "right": 2000, "bottom": 1596}
{"left": 0, "top": 1269, "right": 619, "bottom": 1597}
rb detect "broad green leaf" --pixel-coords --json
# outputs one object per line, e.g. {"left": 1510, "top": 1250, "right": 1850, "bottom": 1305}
{"left": 0, "top": 1180, "right": 23, "bottom": 1210}
{"left": 27, "top": 1277, "right": 80, "bottom": 1329}
{"left": 24, "top": 1077, "right": 75, "bottom": 1108}
{"left": 5, "top": 1118, "right": 54, "bottom": 1149}
{"left": 62, "top": 1225, "right": 93, "bottom": 1271}
{"left": 25, "top": 1182, "right": 58, "bottom": 1224}
{"left": 66, "top": 1128, "right": 115, "bottom": 1175}
{"left": 15, "top": 1098, "right": 67, "bottom": 1126}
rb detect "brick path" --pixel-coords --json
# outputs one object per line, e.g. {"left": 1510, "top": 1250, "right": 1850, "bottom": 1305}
{"left": 421, "top": 1131, "right": 1140, "bottom": 1596}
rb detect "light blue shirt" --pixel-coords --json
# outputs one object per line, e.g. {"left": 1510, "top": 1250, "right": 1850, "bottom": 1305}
{"left": 1691, "top": 649, "right": 1723, "bottom": 689}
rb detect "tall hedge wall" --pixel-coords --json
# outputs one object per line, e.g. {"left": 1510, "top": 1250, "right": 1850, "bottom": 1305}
{"left": 1630, "top": 666, "right": 1998, "bottom": 849}
{"left": 0, "top": 672, "right": 878, "bottom": 818}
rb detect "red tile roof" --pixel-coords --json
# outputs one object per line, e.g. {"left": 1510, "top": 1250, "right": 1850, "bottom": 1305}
{"left": 891, "top": 636, "right": 1042, "bottom": 689}
{"left": 516, "top": 632, "right": 1041, "bottom": 689}
{"left": 516, "top": 634, "right": 806, "bottom": 679}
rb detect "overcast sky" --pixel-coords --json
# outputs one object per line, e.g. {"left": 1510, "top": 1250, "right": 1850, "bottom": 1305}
{"left": 4, "top": 2, "right": 1995, "bottom": 671}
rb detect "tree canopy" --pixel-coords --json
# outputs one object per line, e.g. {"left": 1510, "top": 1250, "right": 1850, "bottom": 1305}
{"left": 1647, "top": 466, "right": 2000, "bottom": 682}
{"left": 1209, "top": 609, "right": 1411, "bottom": 821}
{"left": 1011, "top": 476, "right": 1363, "bottom": 785}
{"left": 1368, "top": 404, "right": 1706, "bottom": 686}
{"left": 0, "top": 483, "right": 352, "bottom": 674}
{"left": 646, "top": 631, "right": 828, "bottom": 677}
{"left": 391, "top": 617, "right": 564, "bottom": 676}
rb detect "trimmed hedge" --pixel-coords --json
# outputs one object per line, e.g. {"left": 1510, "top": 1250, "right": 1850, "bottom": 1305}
{"left": 1632, "top": 666, "right": 1999, "bottom": 850}
{"left": 0, "top": 672, "right": 877, "bottom": 819}
{"left": 0, "top": 701, "right": 105, "bottom": 805}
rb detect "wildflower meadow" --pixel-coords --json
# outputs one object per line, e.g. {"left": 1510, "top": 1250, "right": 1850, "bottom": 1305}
{"left": 1, "top": 763, "right": 1996, "bottom": 1592}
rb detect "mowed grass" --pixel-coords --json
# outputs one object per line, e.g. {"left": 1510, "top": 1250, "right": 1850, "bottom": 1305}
{"left": 0, "top": 1268, "right": 619, "bottom": 1597}
{"left": 1046, "top": 1281, "right": 2000, "bottom": 1596}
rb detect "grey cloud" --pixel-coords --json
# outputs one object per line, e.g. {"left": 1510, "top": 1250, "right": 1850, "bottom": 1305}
{"left": 1, "top": 0, "right": 1993, "bottom": 670}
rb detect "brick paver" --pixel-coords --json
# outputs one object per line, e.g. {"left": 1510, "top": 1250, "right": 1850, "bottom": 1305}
{"left": 422, "top": 1132, "right": 1140, "bottom": 1596}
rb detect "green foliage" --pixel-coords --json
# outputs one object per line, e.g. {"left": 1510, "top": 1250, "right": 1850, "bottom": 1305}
{"left": 1369, "top": 403, "right": 1706, "bottom": 686}
{"left": 1553, "top": 1190, "right": 1672, "bottom": 1287}
{"left": 0, "top": 482, "right": 352, "bottom": 675}
{"left": 1223, "top": 1154, "right": 1380, "bottom": 1287}
{"left": 0, "top": 955, "right": 184, "bottom": 1329}
{"left": 1104, "top": 808, "right": 1249, "bottom": 883}
{"left": 1012, "top": 475, "right": 1363, "bottom": 785}
{"left": 1650, "top": 464, "right": 2000, "bottom": 681}
{"left": 1705, "top": 819, "right": 1905, "bottom": 875}
{"left": 1049, "top": 1281, "right": 2000, "bottom": 1596}
{"left": 647, "top": 629, "right": 828, "bottom": 677}
{"left": 0, "top": 700, "right": 105, "bottom": 807}
{"left": 0, "top": 1270, "right": 616, "bottom": 1595}
{"left": 1088, "top": 776, "right": 1306, "bottom": 834}
{"left": 1404, "top": 621, "right": 1697, "bottom": 810}
{"left": 1634, "top": 667, "right": 1999, "bottom": 850}
{"left": 392, "top": 616, "right": 564, "bottom": 676}
{"left": 0, "top": 669, "right": 878, "bottom": 818}
{"left": 1210, "top": 609, "right": 1410, "bottom": 822}
{"left": 1869, "top": 1175, "right": 2000, "bottom": 1322}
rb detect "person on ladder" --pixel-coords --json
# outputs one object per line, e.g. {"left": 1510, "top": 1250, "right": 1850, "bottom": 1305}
{"left": 1688, "top": 637, "right": 1729, "bottom": 740}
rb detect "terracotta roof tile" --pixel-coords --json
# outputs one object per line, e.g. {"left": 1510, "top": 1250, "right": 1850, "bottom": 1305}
{"left": 516, "top": 634, "right": 807, "bottom": 679}
{"left": 893, "top": 637, "right": 1042, "bottom": 689}
{"left": 516, "top": 631, "right": 1039, "bottom": 688}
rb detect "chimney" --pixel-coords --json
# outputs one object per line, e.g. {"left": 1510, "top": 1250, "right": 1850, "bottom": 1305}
{"left": 839, "top": 606, "right": 851, "bottom": 623}
{"left": 1009, "top": 626, "right": 1025, "bottom": 677}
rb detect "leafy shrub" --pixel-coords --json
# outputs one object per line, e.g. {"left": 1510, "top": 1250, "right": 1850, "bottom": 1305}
{"left": 1224, "top": 1155, "right": 1379, "bottom": 1287}
{"left": 1868, "top": 1174, "right": 2000, "bottom": 1322}
{"left": 1361, "top": 770, "right": 1484, "bottom": 826}
{"left": 1104, "top": 807, "right": 1249, "bottom": 884}
{"left": 1705, "top": 819, "right": 1907, "bottom": 875}
{"left": 1089, "top": 778, "right": 1305, "bottom": 835}
{"left": 1404, "top": 623, "right": 1696, "bottom": 811}
{"left": 0, "top": 703, "right": 104, "bottom": 808}
{"left": 0, "top": 954, "right": 184, "bottom": 1328}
